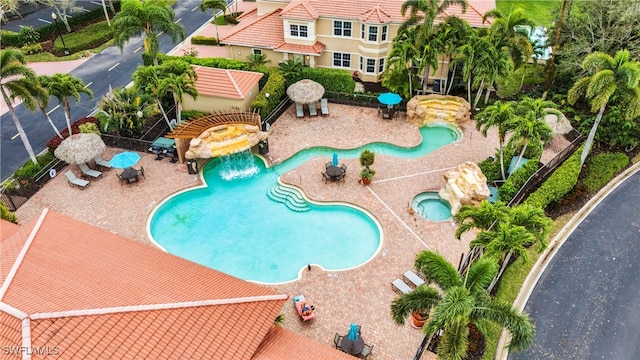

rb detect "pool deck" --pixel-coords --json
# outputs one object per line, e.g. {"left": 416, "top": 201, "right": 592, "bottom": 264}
{"left": 15, "top": 103, "right": 534, "bottom": 359}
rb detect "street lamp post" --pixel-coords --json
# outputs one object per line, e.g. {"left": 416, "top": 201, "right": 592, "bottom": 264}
{"left": 51, "top": 12, "right": 70, "bottom": 55}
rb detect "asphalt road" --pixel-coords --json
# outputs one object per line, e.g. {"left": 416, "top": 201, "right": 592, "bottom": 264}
{"left": 1, "top": 0, "right": 213, "bottom": 181}
{"left": 510, "top": 171, "right": 640, "bottom": 359}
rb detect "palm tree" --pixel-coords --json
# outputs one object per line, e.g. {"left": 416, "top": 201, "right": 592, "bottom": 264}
{"left": 454, "top": 200, "right": 509, "bottom": 240}
{"left": 112, "top": 0, "right": 186, "bottom": 65}
{"left": 471, "top": 223, "right": 535, "bottom": 263}
{"left": 472, "top": 43, "right": 513, "bottom": 106}
{"left": 568, "top": 49, "right": 640, "bottom": 166}
{"left": 391, "top": 251, "right": 535, "bottom": 360}
{"left": 514, "top": 96, "right": 558, "bottom": 120}
{"left": 383, "top": 27, "right": 420, "bottom": 98}
{"left": 33, "top": 75, "right": 63, "bottom": 139}
{"left": 0, "top": 49, "right": 40, "bottom": 164}
{"left": 454, "top": 32, "right": 487, "bottom": 104}
{"left": 508, "top": 112, "right": 552, "bottom": 171}
{"left": 133, "top": 64, "right": 172, "bottom": 127}
{"left": 200, "top": 0, "right": 226, "bottom": 41}
{"left": 434, "top": 16, "right": 473, "bottom": 94}
{"left": 43, "top": 73, "right": 94, "bottom": 136}
{"left": 400, "top": 0, "right": 468, "bottom": 40}
{"left": 482, "top": 8, "right": 535, "bottom": 70}
{"left": 476, "top": 101, "right": 516, "bottom": 179}
{"left": 246, "top": 53, "right": 271, "bottom": 71}
{"left": 279, "top": 58, "right": 305, "bottom": 87}
{"left": 157, "top": 65, "right": 198, "bottom": 124}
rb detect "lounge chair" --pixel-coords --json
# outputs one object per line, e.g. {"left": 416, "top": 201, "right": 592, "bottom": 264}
{"left": 78, "top": 163, "right": 102, "bottom": 179}
{"left": 65, "top": 171, "right": 89, "bottom": 189}
{"left": 293, "top": 295, "right": 316, "bottom": 321}
{"left": 321, "top": 98, "right": 329, "bottom": 116}
{"left": 360, "top": 344, "right": 374, "bottom": 359}
{"left": 309, "top": 102, "right": 318, "bottom": 116}
{"left": 333, "top": 333, "right": 344, "bottom": 348}
{"left": 403, "top": 270, "right": 425, "bottom": 288}
{"left": 391, "top": 278, "right": 412, "bottom": 294}
{"left": 94, "top": 155, "right": 112, "bottom": 170}
{"left": 296, "top": 103, "right": 304, "bottom": 118}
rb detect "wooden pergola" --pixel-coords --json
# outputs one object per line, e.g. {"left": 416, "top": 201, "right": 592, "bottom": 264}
{"left": 165, "top": 109, "right": 262, "bottom": 163}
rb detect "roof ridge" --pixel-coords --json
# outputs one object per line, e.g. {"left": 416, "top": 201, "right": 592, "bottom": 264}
{"left": 0, "top": 302, "right": 27, "bottom": 319}
{"left": 0, "top": 209, "right": 49, "bottom": 300}
{"left": 221, "top": 8, "right": 281, "bottom": 41}
{"left": 29, "top": 294, "right": 289, "bottom": 320}
{"left": 225, "top": 69, "right": 244, "bottom": 99}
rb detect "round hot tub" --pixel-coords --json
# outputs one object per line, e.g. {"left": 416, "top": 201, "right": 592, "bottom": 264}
{"left": 412, "top": 192, "right": 452, "bottom": 222}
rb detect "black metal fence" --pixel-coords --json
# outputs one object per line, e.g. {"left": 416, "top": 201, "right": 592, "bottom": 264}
{"left": 1, "top": 158, "right": 67, "bottom": 211}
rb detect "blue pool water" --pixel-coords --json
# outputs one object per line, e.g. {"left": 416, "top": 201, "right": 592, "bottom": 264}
{"left": 149, "top": 124, "right": 461, "bottom": 283}
{"left": 412, "top": 192, "right": 452, "bottom": 222}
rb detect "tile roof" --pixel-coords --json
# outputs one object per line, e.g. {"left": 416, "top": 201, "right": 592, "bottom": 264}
{"left": 274, "top": 41, "right": 326, "bottom": 56}
{"left": 280, "top": 0, "right": 319, "bottom": 20}
{"left": 221, "top": 9, "right": 284, "bottom": 49}
{"left": 358, "top": 5, "right": 392, "bottom": 23}
{"left": 0, "top": 220, "right": 29, "bottom": 285}
{"left": 0, "top": 209, "right": 289, "bottom": 360}
{"left": 192, "top": 66, "right": 264, "bottom": 100}
{"left": 252, "top": 325, "right": 356, "bottom": 360}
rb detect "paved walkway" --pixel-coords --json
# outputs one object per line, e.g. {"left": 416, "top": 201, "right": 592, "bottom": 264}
{"left": 15, "top": 102, "right": 573, "bottom": 359}
{"left": 499, "top": 162, "right": 640, "bottom": 359}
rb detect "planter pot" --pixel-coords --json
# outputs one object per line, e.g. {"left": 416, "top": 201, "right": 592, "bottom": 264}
{"left": 411, "top": 313, "right": 428, "bottom": 329}
{"left": 361, "top": 178, "right": 371, "bottom": 185}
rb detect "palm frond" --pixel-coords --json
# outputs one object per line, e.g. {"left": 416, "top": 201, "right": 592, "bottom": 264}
{"left": 415, "top": 251, "right": 462, "bottom": 290}
{"left": 390, "top": 285, "right": 442, "bottom": 325}
{"left": 472, "top": 299, "right": 535, "bottom": 352}
{"left": 464, "top": 256, "right": 498, "bottom": 294}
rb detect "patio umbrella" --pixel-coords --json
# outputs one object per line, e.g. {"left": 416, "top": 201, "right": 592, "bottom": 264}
{"left": 348, "top": 323, "right": 359, "bottom": 341}
{"left": 54, "top": 133, "right": 106, "bottom": 165}
{"left": 377, "top": 92, "right": 402, "bottom": 106}
{"left": 332, "top": 152, "right": 339, "bottom": 167}
{"left": 110, "top": 151, "right": 141, "bottom": 168}
{"left": 286, "top": 79, "right": 325, "bottom": 104}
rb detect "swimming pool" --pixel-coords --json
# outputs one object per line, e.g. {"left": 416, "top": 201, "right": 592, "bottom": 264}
{"left": 148, "top": 123, "right": 461, "bottom": 284}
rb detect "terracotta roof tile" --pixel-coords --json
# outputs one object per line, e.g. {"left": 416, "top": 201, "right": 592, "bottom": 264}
{"left": 359, "top": 5, "right": 391, "bottom": 23}
{"left": 221, "top": 9, "right": 284, "bottom": 48}
{"left": 0, "top": 310, "right": 21, "bottom": 353}
{"left": 252, "top": 326, "right": 356, "bottom": 360}
{"left": 192, "top": 66, "right": 263, "bottom": 100}
{"left": 280, "top": 0, "right": 319, "bottom": 20}
{"left": 0, "top": 221, "right": 30, "bottom": 285}
{"left": 274, "top": 41, "right": 326, "bottom": 55}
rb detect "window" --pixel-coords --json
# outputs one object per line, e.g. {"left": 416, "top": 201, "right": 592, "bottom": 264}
{"left": 379, "top": 58, "right": 385, "bottom": 73}
{"left": 366, "top": 59, "right": 375, "bottom": 73}
{"left": 252, "top": 49, "right": 262, "bottom": 55}
{"left": 290, "top": 24, "right": 308, "bottom": 37}
{"left": 334, "top": 21, "right": 352, "bottom": 37}
{"left": 361, "top": 24, "right": 365, "bottom": 39}
{"left": 368, "top": 26, "right": 378, "bottom": 42}
{"left": 382, "top": 25, "right": 388, "bottom": 41}
{"left": 359, "top": 57, "right": 363, "bottom": 71}
{"left": 333, "top": 53, "right": 351, "bottom": 67}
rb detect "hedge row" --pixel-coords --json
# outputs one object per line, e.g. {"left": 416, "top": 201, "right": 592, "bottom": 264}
{"left": 301, "top": 67, "right": 355, "bottom": 93}
{"left": 498, "top": 160, "right": 539, "bottom": 203}
{"left": 1, "top": 3, "right": 120, "bottom": 48}
{"left": 53, "top": 21, "right": 112, "bottom": 54}
{"left": 157, "top": 53, "right": 247, "bottom": 70}
{"left": 251, "top": 67, "right": 286, "bottom": 119}
{"left": 583, "top": 152, "right": 629, "bottom": 193}
{"left": 191, "top": 36, "right": 218, "bottom": 45}
{"left": 524, "top": 145, "right": 584, "bottom": 209}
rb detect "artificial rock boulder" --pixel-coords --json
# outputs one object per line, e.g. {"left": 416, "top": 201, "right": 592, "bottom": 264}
{"left": 185, "top": 124, "right": 267, "bottom": 159}
{"left": 406, "top": 94, "right": 471, "bottom": 127}
{"left": 439, "top": 162, "right": 490, "bottom": 215}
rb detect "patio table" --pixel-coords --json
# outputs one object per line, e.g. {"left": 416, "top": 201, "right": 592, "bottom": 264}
{"left": 326, "top": 166, "right": 343, "bottom": 181}
{"left": 119, "top": 167, "right": 139, "bottom": 184}
{"left": 340, "top": 336, "right": 364, "bottom": 355}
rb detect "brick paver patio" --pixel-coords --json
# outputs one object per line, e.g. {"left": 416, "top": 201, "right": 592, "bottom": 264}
{"left": 17, "top": 103, "right": 509, "bottom": 359}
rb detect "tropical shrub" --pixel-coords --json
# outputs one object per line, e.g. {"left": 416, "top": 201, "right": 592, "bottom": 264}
{"left": 13, "top": 152, "right": 56, "bottom": 179}
{"left": 478, "top": 155, "right": 501, "bottom": 183}
{"left": 577, "top": 104, "right": 640, "bottom": 150}
{"left": 583, "top": 153, "right": 629, "bottom": 193}
{"left": 191, "top": 35, "right": 218, "bottom": 45}
{"left": 46, "top": 117, "right": 99, "bottom": 152}
{"left": 498, "top": 161, "right": 539, "bottom": 203}
{"left": 301, "top": 67, "right": 355, "bottom": 93}
{"left": 1, "top": 30, "right": 21, "bottom": 47}
{"left": 1, "top": 202, "right": 17, "bottom": 224}
{"left": 20, "top": 43, "right": 43, "bottom": 55}
{"left": 181, "top": 110, "right": 211, "bottom": 121}
{"left": 95, "top": 87, "right": 156, "bottom": 138}
{"left": 251, "top": 67, "right": 285, "bottom": 119}
{"left": 159, "top": 54, "right": 247, "bottom": 70}
{"left": 79, "top": 122, "right": 101, "bottom": 135}
{"left": 18, "top": 26, "right": 40, "bottom": 45}
{"left": 524, "top": 145, "right": 584, "bottom": 209}
{"left": 53, "top": 21, "right": 112, "bottom": 54}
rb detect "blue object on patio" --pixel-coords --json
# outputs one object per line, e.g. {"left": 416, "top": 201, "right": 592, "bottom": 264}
{"left": 110, "top": 151, "right": 141, "bottom": 169}
{"left": 332, "top": 152, "right": 339, "bottom": 167}
{"left": 488, "top": 186, "right": 499, "bottom": 203}
{"left": 348, "top": 323, "right": 359, "bottom": 341}
{"left": 507, "top": 156, "right": 528, "bottom": 175}
{"left": 377, "top": 92, "right": 402, "bottom": 106}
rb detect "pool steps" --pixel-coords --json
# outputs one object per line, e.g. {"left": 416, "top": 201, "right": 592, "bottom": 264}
{"left": 267, "top": 185, "right": 310, "bottom": 212}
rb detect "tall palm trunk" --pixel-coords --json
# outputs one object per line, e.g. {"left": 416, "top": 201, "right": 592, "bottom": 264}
{"left": 488, "top": 250, "right": 513, "bottom": 292}
{"left": 38, "top": 100, "right": 63, "bottom": 138}
{"left": 63, "top": 99, "right": 73, "bottom": 135}
{"left": 580, "top": 104, "right": 606, "bottom": 166}
{"left": 157, "top": 99, "right": 172, "bottom": 128}
{"left": 213, "top": 12, "right": 220, "bottom": 40}
{"left": 2, "top": 88, "right": 38, "bottom": 164}
{"left": 484, "top": 78, "right": 495, "bottom": 104}
{"left": 513, "top": 139, "right": 529, "bottom": 172}
{"left": 467, "top": 76, "right": 472, "bottom": 104}
{"left": 473, "top": 78, "right": 485, "bottom": 108}
{"left": 447, "top": 64, "right": 457, "bottom": 94}
{"left": 499, "top": 140, "right": 506, "bottom": 180}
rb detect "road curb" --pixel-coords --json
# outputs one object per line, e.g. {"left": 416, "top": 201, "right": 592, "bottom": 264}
{"left": 496, "top": 160, "right": 640, "bottom": 359}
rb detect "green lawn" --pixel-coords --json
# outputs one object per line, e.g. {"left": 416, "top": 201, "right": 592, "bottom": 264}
{"left": 496, "top": 0, "right": 561, "bottom": 27}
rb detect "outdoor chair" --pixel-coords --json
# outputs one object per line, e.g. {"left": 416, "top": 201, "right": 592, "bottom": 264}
{"left": 78, "top": 163, "right": 102, "bottom": 179}
{"left": 94, "top": 155, "right": 112, "bottom": 170}
{"left": 403, "top": 270, "right": 425, "bottom": 288}
{"left": 65, "top": 171, "right": 89, "bottom": 189}
{"left": 359, "top": 344, "right": 373, "bottom": 359}
{"left": 325, "top": 162, "right": 333, "bottom": 169}
{"left": 391, "top": 278, "right": 412, "bottom": 294}
{"left": 334, "top": 333, "right": 344, "bottom": 349}
{"left": 322, "top": 172, "right": 332, "bottom": 183}
{"left": 137, "top": 166, "right": 146, "bottom": 179}
{"left": 321, "top": 98, "right": 329, "bottom": 116}
{"left": 309, "top": 102, "right": 318, "bottom": 116}
{"left": 341, "top": 164, "right": 347, "bottom": 173}
{"left": 296, "top": 103, "right": 304, "bottom": 118}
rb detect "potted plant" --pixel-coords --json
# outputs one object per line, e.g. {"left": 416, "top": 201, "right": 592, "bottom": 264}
{"left": 411, "top": 311, "right": 429, "bottom": 329}
{"left": 359, "top": 149, "right": 375, "bottom": 185}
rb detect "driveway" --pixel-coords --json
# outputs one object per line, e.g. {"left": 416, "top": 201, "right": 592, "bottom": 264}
{"left": 509, "top": 167, "right": 640, "bottom": 359}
